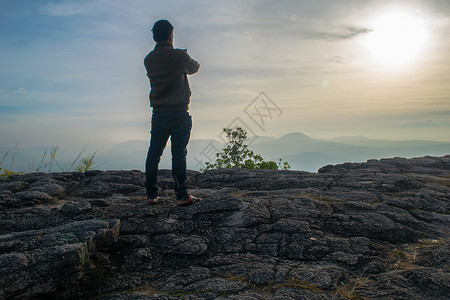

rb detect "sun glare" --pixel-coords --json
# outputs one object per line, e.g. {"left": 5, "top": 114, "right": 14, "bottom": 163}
{"left": 366, "top": 12, "right": 428, "bottom": 65}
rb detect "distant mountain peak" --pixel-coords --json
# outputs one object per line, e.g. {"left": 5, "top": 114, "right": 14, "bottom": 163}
{"left": 279, "top": 132, "right": 311, "bottom": 141}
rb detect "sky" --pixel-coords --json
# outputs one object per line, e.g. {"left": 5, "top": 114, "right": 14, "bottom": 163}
{"left": 1, "top": 0, "right": 450, "bottom": 150}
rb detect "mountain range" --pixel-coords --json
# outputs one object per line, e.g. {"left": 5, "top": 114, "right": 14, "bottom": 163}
{"left": 2, "top": 132, "right": 450, "bottom": 173}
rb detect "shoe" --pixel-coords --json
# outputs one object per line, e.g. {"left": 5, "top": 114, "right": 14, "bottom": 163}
{"left": 148, "top": 197, "right": 159, "bottom": 205}
{"left": 176, "top": 195, "right": 201, "bottom": 206}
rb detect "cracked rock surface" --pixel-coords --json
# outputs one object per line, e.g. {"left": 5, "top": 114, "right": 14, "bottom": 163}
{"left": 0, "top": 155, "right": 449, "bottom": 299}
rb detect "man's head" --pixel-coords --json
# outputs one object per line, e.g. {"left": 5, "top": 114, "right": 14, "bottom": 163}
{"left": 152, "top": 20, "right": 174, "bottom": 43}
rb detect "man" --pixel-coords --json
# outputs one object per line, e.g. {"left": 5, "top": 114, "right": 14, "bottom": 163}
{"left": 144, "top": 20, "right": 200, "bottom": 206}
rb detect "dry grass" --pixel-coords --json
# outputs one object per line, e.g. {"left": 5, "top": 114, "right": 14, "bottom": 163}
{"left": 77, "top": 242, "right": 91, "bottom": 272}
{"left": 389, "top": 248, "right": 414, "bottom": 270}
{"left": 222, "top": 273, "right": 249, "bottom": 282}
{"left": 335, "top": 276, "right": 369, "bottom": 300}
{"left": 121, "top": 284, "right": 203, "bottom": 297}
{"left": 283, "top": 278, "right": 325, "bottom": 293}
{"left": 430, "top": 176, "right": 450, "bottom": 188}
{"left": 298, "top": 193, "right": 344, "bottom": 205}
{"left": 120, "top": 274, "right": 373, "bottom": 299}
{"left": 231, "top": 189, "right": 251, "bottom": 198}
{"left": 416, "top": 238, "right": 445, "bottom": 248}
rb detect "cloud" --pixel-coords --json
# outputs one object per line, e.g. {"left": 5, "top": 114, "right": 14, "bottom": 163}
{"left": 308, "top": 25, "right": 372, "bottom": 40}
{"left": 405, "top": 120, "right": 438, "bottom": 128}
{"left": 329, "top": 56, "right": 344, "bottom": 63}
{"left": 1, "top": 0, "right": 450, "bottom": 146}
{"left": 40, "top": 1, "right": 92, "bottom": 16}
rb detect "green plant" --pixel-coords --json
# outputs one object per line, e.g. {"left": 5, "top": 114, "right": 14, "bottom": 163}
{"left": 77, "top": 242, "right": 90, "bottom": 271}
{"left": 2, "top": 143, "right": 100, "bottom": 175}
{"left": 0, "top": 168, "right": 25, "bottom": 178}
{"left": 1, "top": 147, "right": 12, "bottom": 167}
{"left": 0, "top": 145, "right": 25, "bottom": 177}
{"left": 33, "top": 150, "right": 47, "bottom": 172}
{"left": 75, "top": 152, "right": 97, "bottom": 173}
{"left": 33, "top": 145, "right": 63, "bottom": 172}
{"left": 202, "top": 127, "right": 290, "bottom": 171}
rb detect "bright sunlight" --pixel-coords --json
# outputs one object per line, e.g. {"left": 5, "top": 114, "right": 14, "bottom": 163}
{"left": 366, "top": 12, "right": 428, "bottom": 66}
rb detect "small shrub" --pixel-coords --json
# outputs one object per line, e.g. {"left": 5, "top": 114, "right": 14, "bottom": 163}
{"left": 202, "top": 127, "right": 290, "bottom": 171}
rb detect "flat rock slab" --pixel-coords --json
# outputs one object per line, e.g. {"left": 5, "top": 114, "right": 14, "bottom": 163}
{"left": 0, "top": 219, "right": 120, "bottom": 299}
{"left": 0, "top": 155, "right": 449, "bottom": 299}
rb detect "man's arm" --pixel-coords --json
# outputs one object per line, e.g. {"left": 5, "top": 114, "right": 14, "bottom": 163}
{"left": 183, "top": 52, "right": 200, "bottom": 75}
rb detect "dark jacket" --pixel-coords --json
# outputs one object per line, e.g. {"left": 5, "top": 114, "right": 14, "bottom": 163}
{"left": 144, "top": 42, "right": 200, "bottom": 112}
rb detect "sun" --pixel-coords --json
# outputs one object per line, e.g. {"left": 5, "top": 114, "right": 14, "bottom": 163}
{"left": 366, "top": 12, "right": 428, "bottom": 65}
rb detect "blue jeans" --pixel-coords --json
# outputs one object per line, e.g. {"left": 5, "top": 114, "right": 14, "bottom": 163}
{"left": 145, "top": 111, "right": 192, "bottom": 200}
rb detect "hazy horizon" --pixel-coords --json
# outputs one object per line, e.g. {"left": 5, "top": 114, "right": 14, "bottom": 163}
{"left": 1, "top": 0, "right": 450, "bottom": 149}
{"left": 2, "top": 131, "right": 449, "bottom": 174}
{"left": 2, "top": 130, "right": 449, "bottom": 153}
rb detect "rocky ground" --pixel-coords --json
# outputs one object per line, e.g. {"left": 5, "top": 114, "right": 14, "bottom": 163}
{"left": 0, "top": 155, "right": 449, "bottom": 299}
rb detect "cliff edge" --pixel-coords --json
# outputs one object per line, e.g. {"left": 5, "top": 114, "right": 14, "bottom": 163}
{"left": 1, "top": 156, "right": 449, "bottom": 299}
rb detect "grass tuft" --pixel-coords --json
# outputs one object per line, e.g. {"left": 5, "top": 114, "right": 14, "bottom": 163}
{"left": 231, "top": 189, "right": 251, "bottom": 198}
{"left": 283, "top": 278, "right": 325, "bottom": 293}
{"left": 335, "top": 276, "right": 369, "bottom": 300}
{"left": 75, "top": 152, "right": 97, "bottom": 173}
{"left": 389, "top": 248, "right": 414, "bottom": 270}
{"left": 222, "top": 273, "right": 249, "bottom": 282}
{"left": 298, "top": 193, "right": 344, "bottom": 205}
{"left": 416, "top": 238, "right": 445, "bottom": 247}
{"left": 0, "top": 144, "right": 25, "bottom": 177}
{"left": 1, "top": 143, "right": 100, "bottom": 175}
{"left": 77, "top": 242, "right": 90, "bottom": 272}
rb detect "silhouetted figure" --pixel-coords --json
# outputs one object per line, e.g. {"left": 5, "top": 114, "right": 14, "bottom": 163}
{"left": 144, "top": 20, "right": 200, "bottom": 206}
